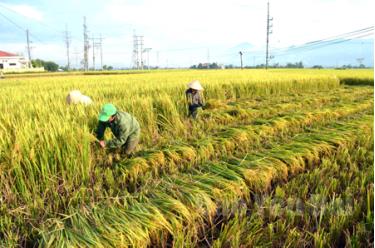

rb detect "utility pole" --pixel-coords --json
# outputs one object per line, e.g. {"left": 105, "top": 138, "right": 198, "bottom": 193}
{"left": 26, "top": 29, "right": 32, "bottom": 68}
{"left": 265, "top": 1, "right": 273, "bottom": 69}
{"left": 239, "top": 51, "right": 243, "bottom": 69}
{"left": 83, "top": 16, "right": 89, "bottom": 71}
{"left": 65, "top": 24, "right": 71, "bottom": 70}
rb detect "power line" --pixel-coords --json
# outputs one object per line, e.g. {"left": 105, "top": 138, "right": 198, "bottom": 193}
{"left": 0, "top": 2, "right": 81, "bottom": 43}
{"left": 213, "top": 27, "right": 373, "bottom": 65}
{"left": 273, "top": 32, "right": 373, "bottom": 59}
{"left": 0, "top": 10, "right": 48, "bottom": 44}
{"left": 303, "top": 26, "right": 374, "bottom": 46}
{"left": 229, "top": 26, "right": 374, "bottom": 63}
{"left": 264, "top": 26, "right": 373, "bottom": 55}
{"left": 270, "top": 28, "right": 373, "bottom": 58}
{"left": 0, "top": 10, "right": 25, "bottom": 32}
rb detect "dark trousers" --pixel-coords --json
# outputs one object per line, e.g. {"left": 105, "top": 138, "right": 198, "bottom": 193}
{"left": 188, "top": 105, "right": 201, "bottom": 119}
{"left": 120, "top": 129, "right": 140, "bottom": 155}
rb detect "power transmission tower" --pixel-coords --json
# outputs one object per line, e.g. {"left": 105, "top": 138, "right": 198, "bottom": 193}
{"left": 132, "top": 31, "right": 138, "bottom": 69}
{"left": 207, "top": 48, "right": 210, "bottom": 66}
{"left": 73, "top": 48, "right": 80, "bottom": 69}
{"left": 26, "top": 29, "right": 33, "bottom": 68}
{"left": 143, "top": 48, "right": 152, "bottom": 70}
{"left": 92, "top": 38, "right": 96, "bottom": 70}
{"left": 65, "top": 24, "right": 71, "bottom": 70}
{"left": 91, "top": 36, "right": 103, "bottom": 70}
{"left": 132, "top": 31, "right": 144, "bottom": 69}
{"left": 100, "top": 34, "right": 103, "bottom": 70}
{"left": 356, "top": 58, "right": 364, "bottom": 67}
{"left": 139, "top": 36, "right": 144, "bottom": 70}
{"left": 239, "top": 51, "right": 243, "bottom": 69}
{"left": 265, "top": 1, "right": 273, "bottom": 69}
{"left": 156, "top": 51, "right": 160, "bottom": 69}
{"left": 83, "top": 16, "right": 89, "bottom": 71}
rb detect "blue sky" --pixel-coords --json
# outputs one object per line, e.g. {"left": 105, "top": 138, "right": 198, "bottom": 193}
{"left": 0, "top": 0, "right": 373, "bottom": 68}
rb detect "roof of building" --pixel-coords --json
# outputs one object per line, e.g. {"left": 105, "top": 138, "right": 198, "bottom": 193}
{"left": 0, "top": 50, "right": 18, "bottom": 57}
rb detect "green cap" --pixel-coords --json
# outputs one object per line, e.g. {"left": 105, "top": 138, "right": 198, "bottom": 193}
{"left": 98, "top": 103, "right": 117, "bottom": 122}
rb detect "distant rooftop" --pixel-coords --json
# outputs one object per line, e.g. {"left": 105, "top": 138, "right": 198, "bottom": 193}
{"left": 0, "top": 51, "right": 18, "bottom": 57}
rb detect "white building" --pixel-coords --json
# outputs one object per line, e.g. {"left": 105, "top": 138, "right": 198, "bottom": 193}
{"left": 0, "top": 50, "right": 30, "bottom": 70}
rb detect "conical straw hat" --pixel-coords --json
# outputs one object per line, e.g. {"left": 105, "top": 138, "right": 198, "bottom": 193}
{"left": 187, "top": 80, "right": 204, "bottom": 91}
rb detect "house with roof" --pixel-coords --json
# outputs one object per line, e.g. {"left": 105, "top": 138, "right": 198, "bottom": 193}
{"left": 0, "top": 50, "right": 30, "bottom": 70}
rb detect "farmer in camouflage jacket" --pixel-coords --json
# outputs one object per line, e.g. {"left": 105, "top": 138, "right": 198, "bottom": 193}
{"left": 96, "top": 103, "right": 140, "bottom": 155}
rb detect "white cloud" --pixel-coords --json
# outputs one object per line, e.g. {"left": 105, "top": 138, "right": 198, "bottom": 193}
{"left": 4, "top": 4, "right": 44, "bottom": 21}
{"left": 102, "top": 0, "right": 267, "bottom": 47}
{"left": 102, "top": 0, "right": 373, "bottom": 52}
{"left": 89, "top": 0, "right": 374, "bottom": 66}
{"left": 270, "top": 0, "right": 374, "bottom": 47}
{"left": 2, "top": 0, "right": 373, "bottom": 67}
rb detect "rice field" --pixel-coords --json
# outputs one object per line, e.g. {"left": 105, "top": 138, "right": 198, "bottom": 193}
{"left": 0, "top": 69, "right": 373, "bottom": 247}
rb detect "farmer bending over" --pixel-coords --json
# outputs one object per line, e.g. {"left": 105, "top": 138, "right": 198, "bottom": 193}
{"left": 96, "top": 103, "right": 140, "bottom": 155}
{"left": 66, "top": 90, "right": 93, "bottom": 105}
{"left": 186, "top": 80, "right": 205, "bottom": 119}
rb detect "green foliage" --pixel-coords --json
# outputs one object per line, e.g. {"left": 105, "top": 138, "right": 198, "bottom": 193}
{"left": 31, "top": 58, "right": 59, "bottom": 71}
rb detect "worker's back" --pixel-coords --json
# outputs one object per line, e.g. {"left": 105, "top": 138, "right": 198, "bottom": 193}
{"left": 66, "top": 90, "right": 93, "bottom": 105}
{"left": 110, "top": 111, "right": 140, "bottom": 139}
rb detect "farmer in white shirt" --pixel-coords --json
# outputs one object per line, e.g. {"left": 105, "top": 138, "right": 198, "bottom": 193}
{"left": 66, "top": 90, "right": 93, "bottom": 106}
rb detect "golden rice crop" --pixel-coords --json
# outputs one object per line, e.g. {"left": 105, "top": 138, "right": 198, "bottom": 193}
{"left": 0, "top": 68, "right": 373, "bottom": 246}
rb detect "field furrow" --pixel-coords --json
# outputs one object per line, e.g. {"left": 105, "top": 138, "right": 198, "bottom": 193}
{"left": 35, "top": 113, "right": 373, "bottom": 247}
{"left": 207, "top": 129, "right": 373, "bottom": 248}
{"left": 114, "top": 98, "right": 373, "bottom": 191}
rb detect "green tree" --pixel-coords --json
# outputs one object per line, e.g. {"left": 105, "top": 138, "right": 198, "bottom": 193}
{"left": 103, "top": 65, "right": 113, "bottom": 70}
{"left": 43, "top": 61, "right": 59, "bottom": 71}
{"left": 312, "top": 65, "right": 323, "bottom": 69}
{"left": 31, "top": 59, "right": 59, "bottom": 71}
{"left": 31, "top": 59, "right": 44, "bottom": 68}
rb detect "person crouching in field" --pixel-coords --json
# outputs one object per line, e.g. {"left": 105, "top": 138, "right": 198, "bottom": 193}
{"left": 96, "top": 103, "right": 141, "bottom": 155}
{"left": 66, "top": 90, "right": 93, "bottom": 105}
{"left": 186, "top": 80, "right": 205, "bottom": 119}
